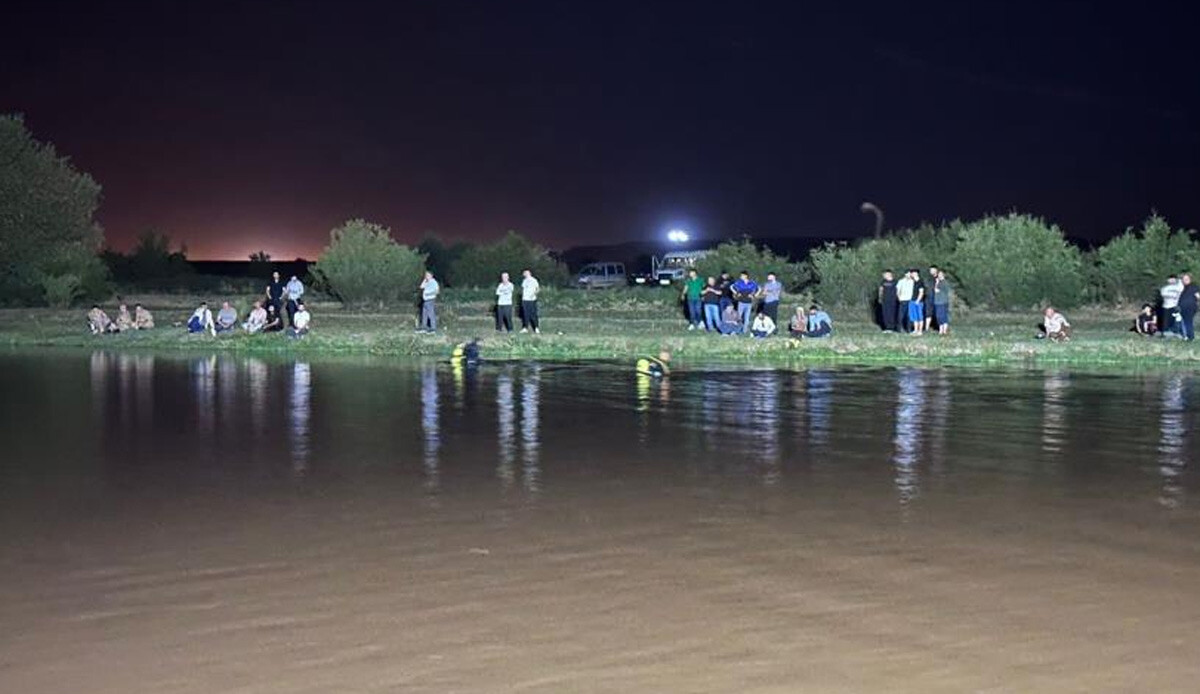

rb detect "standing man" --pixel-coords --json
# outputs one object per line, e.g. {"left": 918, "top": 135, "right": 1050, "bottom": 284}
{"left": 895, "top": 269, "right": 915, "bottom": 333}
{"left": 681, "top": 268, "right": 705, "bottom": 330}
{"left": 731, "top": 270, "right": 759, "bottom": 335}
{"left": 878, "top": 269, "right": 898, "bottom": 332}
{"left": 285, "top": 274, "right": 305, "bottom": 327}
{"left": 1178, "top": 273, "right": 1197, "bottom": 342}
{"left": 265, "top": 270, "right": 286, "bottom": 321}
{"left": 701, "top": 276, "right": 722, "bottom": 332}
{"left": 717, "top": 271, "right": 733, "bottom": 315}
{"left": 419, "top": 271, "right": 439, "bottom": 333}
{"left": 933, "top": 270, "right": 952, "bottom": 335}
{"left": 760, "top": 271, "right": 783, "bottom": 327}
{"left": 909, "top": 269, "right": 926, "bottom": 336}
{"left": 1161, "top": 274, "right": 1183, "bottom": 337}
{"left": 924, "top": 265, "right": 939, "bottom": 332}
{"left": 495, "top": 272, "right": 515, "bottom": 332}
{"left": 520, "top": 269, "right": 541, "bottom": 334}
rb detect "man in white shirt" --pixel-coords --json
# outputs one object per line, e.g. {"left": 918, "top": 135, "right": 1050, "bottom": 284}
{"left": 288, "top": 301, "right": 311, "bottom": 339}
{"left": 520, "top": 269, "right": 540, "bottom": 334}
{"left": 495, "top": 272, "right": 515, "bottom": 332}
{"left": 285, "top": 275, "right": 305, "bottom": 327}
{"left": 419, "top": 271, "right": 440, "bottom": 333}
{"left": 895, "top": 270, "right": 915, "bottom": 332}
{"left": 1039, "top": 306, "right": 1071, "bottom": 342}
{"left": 187, "top": 302, "right": 216, "bottom": 336}
{"left": 243, "top": 300, "right": 268, "bottom": 334}
{"left": 1160, "top": 274, "right": 1183, "bottom": 336}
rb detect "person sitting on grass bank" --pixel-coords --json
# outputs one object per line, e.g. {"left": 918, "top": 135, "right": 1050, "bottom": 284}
{"left": 243, "top": 301, "right": 268, "bottom": 333}
{"left": 806, "top": 305, "right": 833, "bottom": 338}
{"left": 1134, "top": 304, "right": 1158, "bottom": 336}
{"left": 215, "top": 301, "right": 238, "bottom": 334}
{"left": 789, "top": 306, "right": 808, "bottom": 337}
{"left": 87, "top": 305, "right": 117, "bottom": 334}
{"left": 751, "top": 310, "right": 776, "bottom": 338}
{"left": 187, "top": 302, "right": 215, "bottom": 336}
{"left": 636, "top": 350, "right": 671, "bottom": 378}
{"left": 287, "top": 301, "right": 310, "bottom": 339}
{"left": 263, "top": 304, "right": 283, "bottom": 332}
{"left": 1037, "top": 306, "right": 1071, "bottom": 342}
{"left": 134, "top": 303, "right": 154, "bottom": 329}
{"left": 114, "top": 303, "right": 134, "bottom": 332}
{"left": 718, "top": 303, "right": 743, "bottom": 335}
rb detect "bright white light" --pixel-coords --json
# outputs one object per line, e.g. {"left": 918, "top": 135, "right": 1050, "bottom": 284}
{"left": 667, "top": 229, "right": 690, "bottom": 244}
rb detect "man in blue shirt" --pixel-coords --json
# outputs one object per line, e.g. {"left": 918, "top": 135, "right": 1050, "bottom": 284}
{"left": 730, "top": 271, "right": 759, "bottom": 334}
{"left": 806, "top": 305, "right": 833, "bottom": 337}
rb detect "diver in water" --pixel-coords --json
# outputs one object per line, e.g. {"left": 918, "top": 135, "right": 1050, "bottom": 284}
{"left": 636, "top": 350, "right": 672, "bottom": 378}
{"left": 451, "top": 338, "right": 482, "bottom": 366}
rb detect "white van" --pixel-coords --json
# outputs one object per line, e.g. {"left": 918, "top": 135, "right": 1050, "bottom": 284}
{"left": 576, "top": 262, "right": 627, "bottom": 289}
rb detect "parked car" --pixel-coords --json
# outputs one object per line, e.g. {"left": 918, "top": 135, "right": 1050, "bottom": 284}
{"left": 576, "top": 262, "right": 627, "bottom": 289}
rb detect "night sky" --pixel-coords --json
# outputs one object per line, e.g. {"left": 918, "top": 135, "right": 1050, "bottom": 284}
{"left": 5, "top": 1, "right": 1198, "bottom": 259}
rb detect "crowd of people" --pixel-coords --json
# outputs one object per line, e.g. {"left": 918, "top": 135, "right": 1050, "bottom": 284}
{"left": 1146, "top": 273, "right": 1199, "bottom": 341}
{"left": 876, "top": 266, "right": 953, "bottom": 336}
{"left": 675, "top": 268, "right": 833, "bottom": 339}
{"left": 87, "top": 271, "right": 311, "bottom": 339}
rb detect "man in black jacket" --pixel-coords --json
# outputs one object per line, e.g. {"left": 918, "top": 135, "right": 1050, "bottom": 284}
{"left": 1179, "top": 272, "right": 1198, "bottom": 342}
{"left": 878, "top": 270, "right": 898, "bottom": 332}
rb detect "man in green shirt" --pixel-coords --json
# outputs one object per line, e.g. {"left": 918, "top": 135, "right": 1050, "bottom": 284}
{"left": 681, "top": 268, "right": 705, "bottom": 330}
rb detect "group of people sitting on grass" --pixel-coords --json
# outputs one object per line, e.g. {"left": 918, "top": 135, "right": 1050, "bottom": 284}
{"left": 185, "top": 298, "right": 310, "bottom": 339}
{"left": 877, "top": 266, "right": 953, "bottom": 335}
{"left": 87, "top": 303, "right": 154, "bottom": 334}
{"left": 1134, "top": 273, "right": 1199, "bottom": 341}
{"left": 679, "top": 268, "right": 831, "bottom": 338}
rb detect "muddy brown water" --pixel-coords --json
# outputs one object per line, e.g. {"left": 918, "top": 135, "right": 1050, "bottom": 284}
{"left": 1, "top": 350, "right": 1198, "bottom": 693}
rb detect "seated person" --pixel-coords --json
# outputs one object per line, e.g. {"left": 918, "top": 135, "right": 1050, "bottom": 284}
{"left": 87, "top": 305, "right": 116, "bottom": 334}
{"left": 1037, "top": 306, "right": 1071, "bottom": 342}
{"left": 114, "top": 303, "right": 134, "bottom": 332}
{"left": 788, "top": 306, "right": 807, "bottom": 337}
{"left": 215, "top": 301, "right": 239, "bottom": 333}
{"left": 751, "top": 311, "right": 776, "bottom": 338}
{"left": 134, "top": 303, "right": 154, "bottom": 329}
{"left": 243, "top": 301, "right": 268, "bottom": 334}
{"left": 263, "top": 304, "right": 284, "bottom": 332}
{"left": 187, "top": 302, "right": 215, "bottom": 335}
{"left": 286, "top": 301, "right": 310, "bottom": 338}
{"left": 1134, "top": 304, "right": 1157, "bottom": 336}
{"left": 806, "top": 305, "right": 833, "bottom": 337}
{"left": 718, "top": 303, "right": 743, "bottom": 335}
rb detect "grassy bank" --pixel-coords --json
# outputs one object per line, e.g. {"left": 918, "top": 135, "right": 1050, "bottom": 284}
{"left": 2, "top": 289, "right": 1198, "bottom": 367}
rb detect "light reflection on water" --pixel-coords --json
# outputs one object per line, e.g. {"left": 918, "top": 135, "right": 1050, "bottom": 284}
{"left": 11, "top": 352, "right": 1194, "bottom": 509}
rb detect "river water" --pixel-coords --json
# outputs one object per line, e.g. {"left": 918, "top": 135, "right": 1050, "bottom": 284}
{"left": 1, "top": 350, "right": 1198, "bottom": 692}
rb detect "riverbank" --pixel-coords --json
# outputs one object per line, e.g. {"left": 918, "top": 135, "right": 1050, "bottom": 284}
{"left": 2, "top": 290, "right": 1197, "bottom": 367}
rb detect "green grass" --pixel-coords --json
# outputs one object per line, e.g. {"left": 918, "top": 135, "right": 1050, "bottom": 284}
{"left": 2, "top": 289, "right": 1198, "bottom": 368}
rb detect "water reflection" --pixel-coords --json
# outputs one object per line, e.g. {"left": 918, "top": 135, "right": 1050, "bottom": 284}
{"left": 192, "top": 355, "right": 216, "bottom": 439}
{"left": 421, "top": 364, "right": 440, "bottom": 491}
{"left": 892, "top": 368, "right": 926, "bottom": 506}
{"left": 247, "top": 357, "right": 268, "bottom": 438}
{"left": 1042, "top": 371, "right": 1069, "bottom": 457}
{"left": 806, "top": 370, "right": 834, "bottom": 451}
{"left": 749, "top": 372, "right": 781, "bottom": 485}
{"left": 496, "top": 368, "right": 516, "bottom": 490}
{"left": 1158, "top": 374, "right": 1187, "bottom": 509}
{"left": 290, "top": 362, "right": 312, "bottom": 474}
{"left": 520, "top": 365, "right": 541, "bottom": 494}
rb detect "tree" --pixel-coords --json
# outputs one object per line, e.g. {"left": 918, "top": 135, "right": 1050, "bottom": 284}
{"left": 809, "top": 222, "right": 959, "bottom": 306}
{"left": 449, "top": 231, "right": 568, "bottom": 288}
{"left": 249, "top": 250, "right": 272, "bottom": 263}
{"left": 1092, "top": 215, "right": 1200, "bottom": 304}
{"left": 312, "top": 219, "right": 426, "bottom": 306}
{"left": 0, "top": 114, "right": 108, "bottom": 305}
{"left": 417, "top": 234, "right": 469, "bottom": 283}
{"left": 949, "top": 213, "right": 1086, "bottom": 309}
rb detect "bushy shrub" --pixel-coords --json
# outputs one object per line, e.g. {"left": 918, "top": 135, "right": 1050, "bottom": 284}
{"left": 0, "top": 114, "right": 108, "bottom": 305}
{"left": 1091, "top": 215, "right": 1200, "bottom": 304}
{"left": 312, "top": 219, "right": 426, "bottom": 306}
{"left": 693, "top": 239, "right": 808, "bottom": 290}
{"left": 809, "top": 223, "right": 958, "bottom": 306}
{"left": 449, "top": 231, "right": 568, "bottom": 288}
{"left": 40, "top": 273, "right": 82, "bottom": 308}
{"left": 949, "top": 213, "right": 1085, "bottom": 309}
